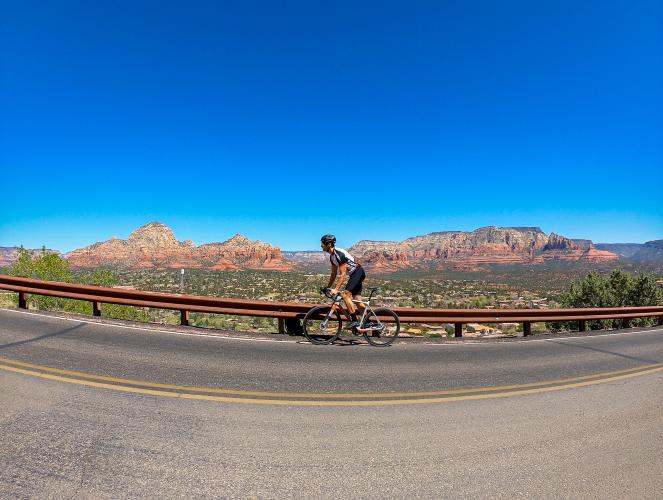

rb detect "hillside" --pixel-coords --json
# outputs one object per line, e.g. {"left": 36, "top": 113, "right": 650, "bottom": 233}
{"left": 628, "top": 240, "right": 663, "bottom": 264}
{"left": 595, "top": 243, "right": 643, "bottom": 257}
{"left": 349, "top": 226, "right": 619, "bottom": 272}
{"left": 65, "top": 222, "right": 293, "bottom": 271}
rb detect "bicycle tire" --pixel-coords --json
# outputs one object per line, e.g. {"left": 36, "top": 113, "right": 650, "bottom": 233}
{"left": 364, "top": 307, "right": 400, "bottom": 346}
{"left": 303, "top": 306, "right": 342, "bottom": 345}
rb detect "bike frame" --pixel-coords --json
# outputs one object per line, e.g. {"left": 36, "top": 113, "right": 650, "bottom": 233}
{"left": 327, "top": 288, "right": 381, "bottom": 331}
{"left": 351, "top": 300, "right": 379, "bottom": 332}
{"left": 310, "top": 287, "right": 397, "bottom": 345}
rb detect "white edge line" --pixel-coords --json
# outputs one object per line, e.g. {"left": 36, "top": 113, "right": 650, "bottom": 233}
{"left": 0, "top": 308, "right": 294, "bottom": 344}
{"left": 1, "top": 307, "right": 661, "bottom": 347}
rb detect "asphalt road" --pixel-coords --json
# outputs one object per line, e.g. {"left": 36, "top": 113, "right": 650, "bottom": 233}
{"left": 1, "top": 308, "right": 662, "bottom": 498}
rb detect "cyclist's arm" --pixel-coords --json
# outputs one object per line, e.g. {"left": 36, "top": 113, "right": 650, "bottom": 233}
{"left": 327, "top": 265, "right": 338, "bottom": 288}
{"left": 334, "top": 263, "right": 348, "bottom": 291}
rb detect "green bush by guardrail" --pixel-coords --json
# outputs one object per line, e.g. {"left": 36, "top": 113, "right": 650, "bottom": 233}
{"left": 547, "top": 269, "right": 663, "bottom": 331}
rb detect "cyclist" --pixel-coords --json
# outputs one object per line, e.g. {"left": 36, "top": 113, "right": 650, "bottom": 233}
{"left": 320, "top": 234, "right": 366, "bottom": 328}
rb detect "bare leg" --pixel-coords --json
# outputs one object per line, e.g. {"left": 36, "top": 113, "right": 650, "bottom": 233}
{"left": 341, "top": 290, "right": 356, "bottom": 314}
{"left": 354, "top": 295, "right": 365, "bottom": 316}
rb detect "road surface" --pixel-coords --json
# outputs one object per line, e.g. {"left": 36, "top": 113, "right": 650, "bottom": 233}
{"left": 1, "top": 308, "right": 662, "bottom": 498}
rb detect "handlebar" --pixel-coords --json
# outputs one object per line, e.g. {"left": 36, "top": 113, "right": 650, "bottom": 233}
{"left": 320, "top": 286, "right": 380, "bottom": 301}
{"left": 320, "top": 287, "right": 340, "bottom": 300}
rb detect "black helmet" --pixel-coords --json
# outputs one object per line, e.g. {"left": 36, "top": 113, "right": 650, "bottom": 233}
{"left": 320, "top": 234, "right": 336, "bottom": 245}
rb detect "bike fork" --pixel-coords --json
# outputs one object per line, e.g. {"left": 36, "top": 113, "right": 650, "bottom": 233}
{"left": 321, "top": 307, "right": 336, "bottom": 329}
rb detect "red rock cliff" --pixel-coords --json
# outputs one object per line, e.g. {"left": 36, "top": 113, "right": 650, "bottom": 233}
{"left": 350, "top": 226, "right": 619, "bottom": 271}
{"left": 66, "top": 222, "right": 293, "bottom": 271}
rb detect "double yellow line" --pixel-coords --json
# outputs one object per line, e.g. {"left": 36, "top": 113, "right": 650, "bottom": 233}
{"left": 1, "top": 356, "right": 661, "bottom": 406}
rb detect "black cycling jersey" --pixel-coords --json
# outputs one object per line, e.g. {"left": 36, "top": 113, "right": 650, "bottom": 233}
{"left": 329, "top": 248, "right": 359, "bottom": 275}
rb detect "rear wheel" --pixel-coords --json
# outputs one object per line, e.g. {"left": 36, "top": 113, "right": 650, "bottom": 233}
{"left": 303, "top": 306, "right": 342, "bottom": 345}
{"left": 364, "top": 308, "right": 400, "bottom": 346}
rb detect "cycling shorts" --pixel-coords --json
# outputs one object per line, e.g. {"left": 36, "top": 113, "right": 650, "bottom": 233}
{"left": 345, "top": 266, "right": 365, "bottom": 296}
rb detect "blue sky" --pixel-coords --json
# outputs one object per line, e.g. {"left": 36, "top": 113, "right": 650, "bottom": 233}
{"left": 1, "top": 0, "right": 662, "bottom": 251}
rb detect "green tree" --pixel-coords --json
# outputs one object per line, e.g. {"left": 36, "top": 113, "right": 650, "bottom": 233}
{"left": 628, "top": 273, "right": 663, "bottom": 307}
{"left": 6, "top": 247, "right": 74, "bottom": 311}
{"left": 607, "top": 269, "right": 634, "bottom": 307}
{"left": 5, "top": 248, "right": 148, "bottom": 321}
{"left": 548, "top": 269, "right": 663, "bottom": 332}
{"left": 78, "top": 269, "right": 118, "bottom": 287}
{"left": 563, "top": 271, "right": 613, "bottom": 309}
{"left": 7, "top": 247, "right": 73, "bottom": 282}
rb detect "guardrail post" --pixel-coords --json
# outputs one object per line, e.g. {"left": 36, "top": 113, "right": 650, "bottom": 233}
{"left": 659, "top": 316, "right": 663, "bottom": 326}
{"left": 18, "top": 292, "right": 27, "bottom": 309}
{"left": 523, "top": 322, "right": 532, "bottom": 337}
{"left": 277, "top": 317, "right": 285, "bottom": 334}
{"left": 454, "top": 323, "right": 463, "bottom": 338}
{"left": 578, "top": 320, "right": 586, "bottom": 332}
{"left": 180, "top": 310, "right": 189, "bottom": 326}
{"left": 92, "top": 301, "right": 101, "bottom": 317}
{"left": 622, "top": 318, "right": 631, "bottom": 329}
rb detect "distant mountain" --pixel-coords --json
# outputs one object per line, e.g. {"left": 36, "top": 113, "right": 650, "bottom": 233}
{"left": 350, "top": 226, "right": 619, "bottom": 273}
{"left": 7, "top": 224, "right": 654, "bottom": 274}
{"left": 0, "top": 247, "right": 24, "bottom": 267}
{"left": 627, "top": 240, "right": 663, "bottom": 264}
{"left": 0, "top": 247, "right": 60, "bottom": 267}
{"left": 65, "top": 222, "right": 293, "bottom": 271}
{"left": 282, "top": 251, "right": 327, "bottom": 267}
{"left": 594, "top": 243, "right": 643, "bottom": 258}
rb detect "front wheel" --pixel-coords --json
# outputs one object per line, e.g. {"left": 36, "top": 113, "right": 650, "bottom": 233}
{"left": 364, "top": 308, "right": 400, "bottom": 346}
{"left": 303, "top": 306, "right": 342, "bottom": 345}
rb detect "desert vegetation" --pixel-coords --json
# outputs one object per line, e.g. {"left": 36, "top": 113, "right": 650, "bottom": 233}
{"left": 2, "top": 247, "right": 661, "bottom": 336}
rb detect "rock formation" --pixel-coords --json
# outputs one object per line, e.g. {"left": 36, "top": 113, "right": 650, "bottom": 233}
{"left": 350, "top": 226, "right": 619, "bottom": 272}
{"left": 66, "top": 222, "right": 293, "bottom": 271}
{"left": 1, "top": 247, "right": 26, "bottom": 267}
{"left": 581, "top": 244, "right": 623, "bottom": 263}
{"left": 281, "top": 251, "right": 327, "bottom": 267}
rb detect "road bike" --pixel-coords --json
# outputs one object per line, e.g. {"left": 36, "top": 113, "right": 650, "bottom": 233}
{"left": 302, "top": 287, "right": 400, "bottom": 346}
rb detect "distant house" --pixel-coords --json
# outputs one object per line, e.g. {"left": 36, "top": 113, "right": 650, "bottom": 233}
{"left": 657, "top": 279, "right": 663, "bottom": 289}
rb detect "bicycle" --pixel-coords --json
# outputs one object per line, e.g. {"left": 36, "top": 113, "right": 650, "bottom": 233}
{"left": 302, "top": 287, "right": 400, "bottom": 346}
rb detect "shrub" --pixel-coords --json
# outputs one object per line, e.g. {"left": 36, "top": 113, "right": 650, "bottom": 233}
{"left": 547, "top": 269, "right": 663, "bottom": 332}
{"left": 6, "top": 248, "right": 148, "bottom": 321}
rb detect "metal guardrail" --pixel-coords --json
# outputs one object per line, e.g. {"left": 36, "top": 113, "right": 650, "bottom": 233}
{"left": 1, "top": 274, "right": 662, "bottom": 337}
